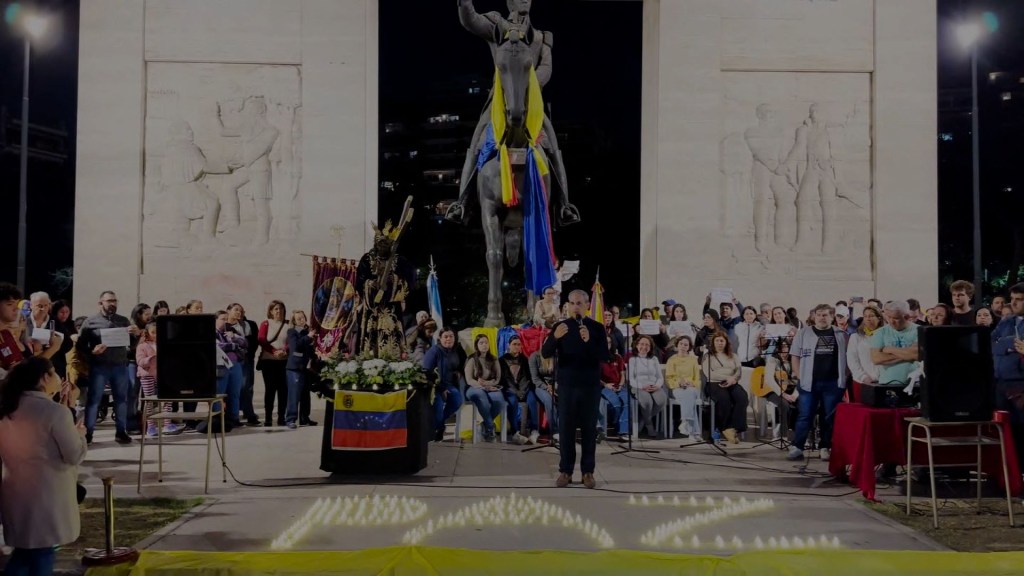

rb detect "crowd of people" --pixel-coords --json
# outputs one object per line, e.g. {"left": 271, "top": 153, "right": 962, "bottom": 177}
{"left": 1, "top": 276, "right": 1022, "bottom": 521}
{"left": 0, "top": 285, "right": 324, "bottom": 449}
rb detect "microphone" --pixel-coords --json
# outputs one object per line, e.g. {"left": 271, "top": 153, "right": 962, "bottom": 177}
{"left": 575, "top": 314, "right": 584, "bottom": 327}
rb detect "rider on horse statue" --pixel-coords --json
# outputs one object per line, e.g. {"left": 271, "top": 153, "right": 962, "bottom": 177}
{"left": 446, "top": 0, "right": 581, "bottom": 228}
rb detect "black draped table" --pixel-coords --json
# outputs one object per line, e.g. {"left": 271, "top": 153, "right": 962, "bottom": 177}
{"left": 320, "top": 387, "right": 432, "bottom": 475}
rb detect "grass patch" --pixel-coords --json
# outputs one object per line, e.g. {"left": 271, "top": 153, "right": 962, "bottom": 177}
{"left": 867, "top": 499, "right": 1024, "bottom": 552}
{"left": 59, "top": 498, "right": 203, "bottom": 563}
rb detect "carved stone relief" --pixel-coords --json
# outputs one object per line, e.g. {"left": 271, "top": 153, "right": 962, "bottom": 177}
{"left": 143, "top": 63, "right": 302, "bottom": 268}
{"left": 719, "top": 72, "right": 872, "bottom": 281}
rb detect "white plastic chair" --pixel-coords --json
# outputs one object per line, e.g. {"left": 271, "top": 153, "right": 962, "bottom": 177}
{"left": 455, "top": 386, "right": 509, "bottom": 444}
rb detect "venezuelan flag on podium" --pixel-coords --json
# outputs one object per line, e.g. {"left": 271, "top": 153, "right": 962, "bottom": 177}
{"left": 332, "top": 391, "right": 408, "bottom": 451}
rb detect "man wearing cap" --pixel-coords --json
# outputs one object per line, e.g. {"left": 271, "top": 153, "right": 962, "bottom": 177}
{"left": 834, "top": 305, "right": 856, "bottom": 338}
{"left": 660, "top": 300, "right": 676, "bottom": 325}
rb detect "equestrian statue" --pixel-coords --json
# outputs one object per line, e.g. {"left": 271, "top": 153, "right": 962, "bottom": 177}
{"left": 446, "top": 0, "right": 581, "bottom": 328}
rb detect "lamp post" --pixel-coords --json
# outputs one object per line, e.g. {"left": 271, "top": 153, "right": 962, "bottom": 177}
{"left": 7, "top": 5, "right": 50, "bottom": 292}
{"left": 956, "top": 14, "right": 997, "bottom": 303}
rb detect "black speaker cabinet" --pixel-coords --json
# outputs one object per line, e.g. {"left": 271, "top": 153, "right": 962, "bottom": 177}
{"left": 156, "top": 314, "right": 217, "bottom": 399}
{"left": 919, "top": 325, "right": 993, "bottom": 422}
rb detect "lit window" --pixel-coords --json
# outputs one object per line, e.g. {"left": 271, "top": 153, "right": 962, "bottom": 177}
{"left": 939, "top": 133, "right": 953, "bottom": 142}
{"left": 409, "top": 151, "right": 418, "bottom": 159}
{"left": 989, "top": 72, "right": 1003, "bottom": 82}
{"left": 1001, "top": 92, "right": 1012, "bottom": 101}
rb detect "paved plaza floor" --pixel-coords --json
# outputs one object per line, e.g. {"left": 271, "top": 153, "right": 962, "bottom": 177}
{"left": 77, "top": 402, "right": 944, "bottom": 556}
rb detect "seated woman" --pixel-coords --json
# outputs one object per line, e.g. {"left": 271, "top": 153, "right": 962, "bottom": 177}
{"left": 701, "top": 331, "right": 747, "bottom": 444}
{"left": 422, "top": 327, "right": 466, "bottom": 441}
{"left": 527, "top": 349, "right": 558, "bottom": 443}
{"left": 464, "top": 334, "right": 507, "bottom": 442}
{"left": 0, "top": 357, "right": 88, "bottom": 576}
{"left": 762, "top": 339, "right": 798, "bottom": 441}
{"left": 665, "top": 335, "right": 701, "bottom": 441}
{"left": 533, "top": 286, "right": 560, "bottom": 329}
{"left": 629, "top": 335, "right": 667, "bottom": 438}
{"left": 499, "top": 335, "right": 531, "bottom": 444}
{"left": 598, "top": 334, "right": 628, "bottom": 440}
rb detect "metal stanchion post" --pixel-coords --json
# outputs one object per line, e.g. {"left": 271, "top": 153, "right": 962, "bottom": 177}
{"left": 82, "top": 477, "right": 140, "bottom": 567}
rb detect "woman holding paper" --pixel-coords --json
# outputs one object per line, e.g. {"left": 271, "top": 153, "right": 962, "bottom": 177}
{"left": 629, "top": 335, "right": 666, "bottom": 438}
{"left": 666, "top": 304, "right": 697, "bottom": 344}
{"left": 637, "top": 309, "right": 668, "bottom": 360}
{"left": 760, "top": 307, "right": 797, "bottom": 356}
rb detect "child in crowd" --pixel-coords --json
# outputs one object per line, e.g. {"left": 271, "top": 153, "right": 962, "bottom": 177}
{"left": 135, "top": 321, "right": 181, "bottom": 437}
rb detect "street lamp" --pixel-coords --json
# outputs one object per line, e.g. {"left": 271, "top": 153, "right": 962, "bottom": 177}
{"left": 956, "top": 13, "right": 997, "bottom": 304}
{"left": 6, "top": 3, "right": 51, "bottom": 292}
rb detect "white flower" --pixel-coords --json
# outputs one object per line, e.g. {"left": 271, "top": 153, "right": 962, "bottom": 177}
{"left": 336, "top": 361, "right": 360, "bottom": 375}
{"left": 389, "top": 361, "right": 415, "bottom": 373}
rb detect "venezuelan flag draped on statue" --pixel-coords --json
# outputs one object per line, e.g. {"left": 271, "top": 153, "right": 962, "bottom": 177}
{"left": 476, "top": 66, "right": 557, "bottom": 296}
{"left": 332, "top": 390, "right": 408, "bottom": 451}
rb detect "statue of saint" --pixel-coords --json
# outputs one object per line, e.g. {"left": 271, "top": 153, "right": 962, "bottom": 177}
{"left": 445, "top": 0, "right": 580, "bottom": 227}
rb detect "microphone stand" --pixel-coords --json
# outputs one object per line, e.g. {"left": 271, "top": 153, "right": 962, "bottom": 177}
{"left": 611, "top": 323, "right": 659, "bottom": 456}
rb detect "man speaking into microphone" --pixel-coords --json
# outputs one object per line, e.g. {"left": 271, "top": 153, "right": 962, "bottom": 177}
{"left": 542, "top": 289, "right": 609, "bottom": 488}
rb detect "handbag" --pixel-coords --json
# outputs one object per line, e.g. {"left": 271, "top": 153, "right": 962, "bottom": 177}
{"left": 256, "top": 321, "right": 285, "bottom": 371}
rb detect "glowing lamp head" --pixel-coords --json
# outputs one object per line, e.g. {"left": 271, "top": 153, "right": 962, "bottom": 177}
{"left": 956, "top": 21, "right": 984, "bottom": 49}
{"left": 23, "top": 13, "right": 48, "bottom": 39}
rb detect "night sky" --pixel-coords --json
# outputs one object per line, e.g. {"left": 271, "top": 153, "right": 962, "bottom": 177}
{"left": 1, "top": 0, "right": 1022, "bottom": 315}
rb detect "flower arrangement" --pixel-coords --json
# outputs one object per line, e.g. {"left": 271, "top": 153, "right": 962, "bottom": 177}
{"left": 320, "top": 353, "right": 427, "bottom": 392}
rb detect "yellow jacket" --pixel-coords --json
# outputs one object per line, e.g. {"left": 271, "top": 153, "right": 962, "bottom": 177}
{"left": 66, "top": 343, "right": 89, "bottom": 387}
{"left": 664, "top": 354, "right": 700, "bottom": 390}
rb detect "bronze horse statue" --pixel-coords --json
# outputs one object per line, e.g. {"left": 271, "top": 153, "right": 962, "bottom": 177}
{"left": 452, "top": 0, "right": 580, "bottom": 328}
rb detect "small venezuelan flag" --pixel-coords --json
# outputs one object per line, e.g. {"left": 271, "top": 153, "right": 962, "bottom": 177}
{"left": 332, "top": 390, "right": 407, "bottom": 451}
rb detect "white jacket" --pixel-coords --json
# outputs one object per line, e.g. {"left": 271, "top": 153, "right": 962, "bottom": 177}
{"left": 0, "top": 391, "right": 87, "bottom": 548}
{"left": 734, "top": 322, "right": 764, "bottom": 364}
{"left": 847, "top": 332, "right": 879, "bottom": 384}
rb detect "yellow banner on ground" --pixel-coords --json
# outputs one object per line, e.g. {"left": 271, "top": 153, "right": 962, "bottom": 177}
{"left": 85, "top": 547, "right": 1024, "bottom": 576}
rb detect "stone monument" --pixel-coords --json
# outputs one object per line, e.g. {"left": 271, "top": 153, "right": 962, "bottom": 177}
{"left": 74, "top": 0, "right": 937, "bottom": 319}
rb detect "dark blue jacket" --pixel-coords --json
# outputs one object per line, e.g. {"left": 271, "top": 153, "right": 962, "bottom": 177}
{"left": 286, "top": 327, "right": 314, "bottom": 371}
{"left": 422, "top": 343, "right": 466, "bottom": 393}
{"left": 991, "top": 315, "right": 1024, "bottom": 381}
{"left": 541, "top": 316, "right": 609, "bottom": 388}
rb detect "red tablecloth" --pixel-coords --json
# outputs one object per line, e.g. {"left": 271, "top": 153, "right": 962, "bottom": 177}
{"left": 829, "top": 403, "right": 1022, "bottom": 501}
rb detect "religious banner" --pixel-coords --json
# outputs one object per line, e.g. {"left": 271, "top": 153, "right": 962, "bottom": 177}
{"left": 331, "top": 390, "right": 408, "bottom": 451}
{"left": 310, "top": 256, "right": 359, "bottom": 358}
